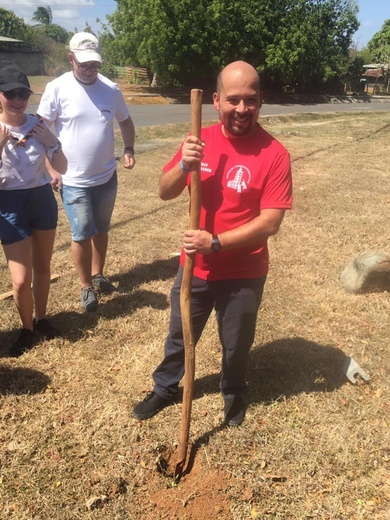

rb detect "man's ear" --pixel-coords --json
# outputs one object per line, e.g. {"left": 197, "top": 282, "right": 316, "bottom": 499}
{"left": 213, "top": 92, "right": 219, "bottom": 110}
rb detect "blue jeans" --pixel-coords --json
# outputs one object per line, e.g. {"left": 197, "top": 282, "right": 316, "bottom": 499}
{"left": 61, "top": 171, "right": 117, "bottom": 241}
{"left": 0, "top": 183, "right": 58, "bottom": 245}
{"left": 153, "top": 267, "right": 266, "bottom": 399}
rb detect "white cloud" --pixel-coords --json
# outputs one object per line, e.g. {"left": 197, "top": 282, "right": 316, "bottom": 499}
{"left": 2, "top": 1, "right": 98, "bottom": 33}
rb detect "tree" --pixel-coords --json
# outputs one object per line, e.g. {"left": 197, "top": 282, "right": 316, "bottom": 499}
{"left": 264, "top": 0, "right": 359, "bottom": 92}
{"left": 368, "top": 19, "right": 390, "bottom": 92}
{"left": 31, "top": 5, "right": 69, "bottom": 43}
{"left": 43, "top": 24, "right": 69, "bottom": 44}
{"left": 32, "top": 6, "right": 53, "bottom": 26}
{"left": 368, "top": 19, "right": 390, "bottom": 61}
{"left": 0, "top": 8, "right": 28, "bottom": 41}
{"left": 108, "top": 0, "right": 359, "bottom": 91}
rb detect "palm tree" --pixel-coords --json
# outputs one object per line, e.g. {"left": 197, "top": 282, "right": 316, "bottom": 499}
{"left": 32, "top": 6, "right": 53, "bottom": 26}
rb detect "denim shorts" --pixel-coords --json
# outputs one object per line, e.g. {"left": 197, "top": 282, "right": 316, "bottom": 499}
{"left": 61, "top": 171, "right": 118, "bottom": 241}
{"left": 0, "top": 183, "right": 58, "bottom": 245}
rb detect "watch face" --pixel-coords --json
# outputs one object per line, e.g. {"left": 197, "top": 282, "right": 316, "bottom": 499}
{"left": 212, "top": 236, "right": 221, "bottom": 252}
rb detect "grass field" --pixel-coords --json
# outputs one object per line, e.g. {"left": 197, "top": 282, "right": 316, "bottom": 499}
{"left": 0, "top": 110, "right": 389, "bottom": 519}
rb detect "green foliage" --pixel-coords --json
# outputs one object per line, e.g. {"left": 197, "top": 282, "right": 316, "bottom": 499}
{"left": 368, "top": 19, "right": 390, "bottom": 93}
{"left": 0, "top": 8, "right": 28, "bottom": 40}
{"left": 43, "top": 24, "right": 69, "bottom": 44}
{"left": 264, "top": 0, "right": 359, "bottom": 91}
{"left": 368, "top": 19, "right": 390, "bottom": 65}
{"left": 344, "top": 51, "right": 366, "bottom": 93}
{"left": 100, "top": 60, "right": 118, "bottom": 80}
{"left": 31, "top": 6, "right": 69, "bottom": 44}
{"left": 108, "top": 0, "right": 359, "bottom": 92}
{"left": 32, "top": 6, "right": 53, "bottom": 26}
{"left": 0, "top": 8, "right": 69, "bottom": 75}
{"left": 23, "top": 26, "right": 69, "bottom": 75}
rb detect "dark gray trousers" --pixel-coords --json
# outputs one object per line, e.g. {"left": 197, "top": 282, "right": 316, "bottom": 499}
{"left": 153, "top": 267, "right": 266, "bottom": 399}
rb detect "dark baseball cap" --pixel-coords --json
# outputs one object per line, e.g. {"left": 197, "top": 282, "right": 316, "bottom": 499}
{"left": 0, "top": 65, "right": 32, "bottom": 92}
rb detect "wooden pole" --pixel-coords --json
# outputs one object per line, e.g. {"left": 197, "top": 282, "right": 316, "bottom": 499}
{"left": 0, "top": 274, "right": 60, "bottom": 301}
{"left": 175, "top": 89, "right": 203, "bottom": 477}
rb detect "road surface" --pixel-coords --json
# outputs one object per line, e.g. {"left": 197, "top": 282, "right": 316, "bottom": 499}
{"left": 128, "top": 100, "right": 390, "bottom": 127}
{"left": 30, "top": 100, "right": 390, "bottom": 128}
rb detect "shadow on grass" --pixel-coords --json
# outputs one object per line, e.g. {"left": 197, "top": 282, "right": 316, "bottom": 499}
{"left": 246, "top": 337, "right": 348, "bottom": 401}
{"left": 185, "top": 337, "right": 348, "bottom": 462}
{"left": 193, "top": 337, "right": 348, "bottom": 402}
{"left": 112, "top": 256, "right": 179, "bottom": 292}
{"left": 0, "top": 366, "right": 51, "bottom": 395}
{"left": 0, "top": 257, "right": 179, "bottom": 349}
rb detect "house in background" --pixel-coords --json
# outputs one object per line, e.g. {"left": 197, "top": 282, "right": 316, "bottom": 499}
{"left": 0, "top": 36, "right": 44, "bottom": 75}
{"left": 361, "top": 63, "right": 388, "bottom": 95}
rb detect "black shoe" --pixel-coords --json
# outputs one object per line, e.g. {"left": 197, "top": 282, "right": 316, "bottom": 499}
{"left": 92, "top": 274, "right": 117, "bottom": 294}
{"left": 34, "top": 318, "right": 59, "bottom": 340}
{"left": 9, "top": 328, "right": 35, "bottom": 358}
{"left": 224, "top": 395, "right": 246, "bottom": 427}
{"left": 132, "top": 392, "right": 172, "bottom": 420}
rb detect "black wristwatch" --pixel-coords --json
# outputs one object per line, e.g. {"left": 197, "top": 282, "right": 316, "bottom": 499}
{"left": 211, "top": 234, "right": 221, "bottom": 252}
{"left": 124, "top": 146, "right": 134, "bottom": 155}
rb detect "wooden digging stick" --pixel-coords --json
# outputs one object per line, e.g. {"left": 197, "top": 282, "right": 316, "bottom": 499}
{"left": 175, "top": 89, "right": 203, "bottom": 477}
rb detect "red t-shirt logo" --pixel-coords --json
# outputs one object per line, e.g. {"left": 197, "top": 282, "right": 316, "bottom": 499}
{"left": 226, "top": 165, "right": 251, "bottom": 193}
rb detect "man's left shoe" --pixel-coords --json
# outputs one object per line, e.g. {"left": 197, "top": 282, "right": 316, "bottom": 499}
{"left": 34, "top": 318, "right": 59, "bottom": 340}
{"left": 224, "top": 395, "right": 246, "bottom": 427}
{"left": 92, "top": 273, "right": 117, "bottom": 293}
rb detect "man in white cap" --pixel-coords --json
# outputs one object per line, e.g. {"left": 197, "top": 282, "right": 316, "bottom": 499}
{"left": 38, "top": 32, "right": 136, "bottom": 312}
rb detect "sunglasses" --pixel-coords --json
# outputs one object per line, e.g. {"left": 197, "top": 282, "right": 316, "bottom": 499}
{"left": 73, "top": 56, "right": 101, "bottom": 72}
{"left": 1, "top": 89, "right": 32, "bottom": 101}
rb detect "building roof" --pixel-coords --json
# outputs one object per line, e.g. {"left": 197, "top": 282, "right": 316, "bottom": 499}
{"left": 0, "top": 36, "right": 24, "bottom": 42}
{"left": 362, "top": 68, "right": 383, "bottom": 78}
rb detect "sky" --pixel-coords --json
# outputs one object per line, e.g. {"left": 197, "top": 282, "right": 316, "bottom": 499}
{"left": 2, "top": 0, "right": 389, "bottom": 49}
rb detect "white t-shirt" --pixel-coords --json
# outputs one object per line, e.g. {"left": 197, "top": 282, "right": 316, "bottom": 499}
{"left": 0, "top": 114, "right": 52, "bottom": 190}
{"left": 38, "top": 72, "right": 130, "bottom": 188}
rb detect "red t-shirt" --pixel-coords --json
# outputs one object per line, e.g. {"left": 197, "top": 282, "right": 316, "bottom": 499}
{"left": 163, "top": 123, "right": 292, "bottom": 281}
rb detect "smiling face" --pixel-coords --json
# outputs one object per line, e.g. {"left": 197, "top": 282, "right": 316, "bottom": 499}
{"left": 69, "top": 53, "right": 101, "bottom": 84}
{"left": 213, "top": 61, "right": 262, "bottom": 138}
{"left": 0, "top": 89, "right": 30, "bottom": 121}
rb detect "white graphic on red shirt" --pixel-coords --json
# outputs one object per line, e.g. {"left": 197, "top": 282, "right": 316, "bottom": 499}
{"left": 226, "top": 165, "right": 251, "bottom": 193}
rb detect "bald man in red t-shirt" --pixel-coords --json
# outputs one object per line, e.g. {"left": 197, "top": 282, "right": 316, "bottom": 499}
{"left": 133, "top": 61, "right": 293, "bottom": 426}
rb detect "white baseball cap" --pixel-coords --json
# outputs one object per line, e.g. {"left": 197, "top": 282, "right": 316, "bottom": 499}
{"left": 69, "top": 32, "right": 102, "bottom": 64}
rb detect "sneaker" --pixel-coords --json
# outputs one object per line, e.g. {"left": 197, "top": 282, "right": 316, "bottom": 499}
{"left": 132, "top": 392, "right": 172, "bottom": 420}
{"left": 92, "top": 274, "right": 117, "bottom": 294}
{"left": 224, "top": 395, "right": 246, "bottom": 427}
{"left": 81, "top": 286, "right": 98, "bottom": 312}
{"left": 34, "top": 318, "right": 59, "bottom": 340}
{"left": 8, "top": 328, "right": 35, "bottom": 358}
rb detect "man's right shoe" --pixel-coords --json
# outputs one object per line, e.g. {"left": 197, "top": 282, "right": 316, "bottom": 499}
{"left": 8, "top": 328, "right": 35, "bottom": 358}
{"left": 132, "top": 392, "right": 172, "bottom": 420}
{"left": 224, "top": 395, "right": 246, "bottom": 427}
{"left": 81, "top": 286, "right": 98, "bottom": 312}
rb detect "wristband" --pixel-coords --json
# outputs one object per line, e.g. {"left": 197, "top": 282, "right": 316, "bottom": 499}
{"left": 48, "top": 141, "right": 62, "bottom": 154}
{"left": 180, "top": 158, "right": 190, "bottom": 173}
{"left": 124, "top": 146, "right": 134, "bottom": 155}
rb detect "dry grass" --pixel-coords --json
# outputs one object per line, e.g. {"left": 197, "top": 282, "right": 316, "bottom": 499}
{"left": 0, "top": 111, "right": 389, "bottom": 519}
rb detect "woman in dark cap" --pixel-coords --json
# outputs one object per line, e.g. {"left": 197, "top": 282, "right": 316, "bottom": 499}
{"left": 0, "top": 65, "right": 67, "bottom": 357}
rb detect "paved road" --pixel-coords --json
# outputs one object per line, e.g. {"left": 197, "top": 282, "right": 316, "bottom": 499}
{"left": 127, "top": 101, "right": 390, "bottom": 127}
{"left": 30, "top": 100, "right": 390, "bottom": 128}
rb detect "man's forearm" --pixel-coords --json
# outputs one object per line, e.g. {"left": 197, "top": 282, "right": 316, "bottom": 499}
{"left": 218, "top": 209, "right": 286, "bottom": 251}
{"left": 158, "top": 162, "right": 188, "bottom": 200}
{"left": 119, "top": 116, "right": 135, "bottom": 149}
